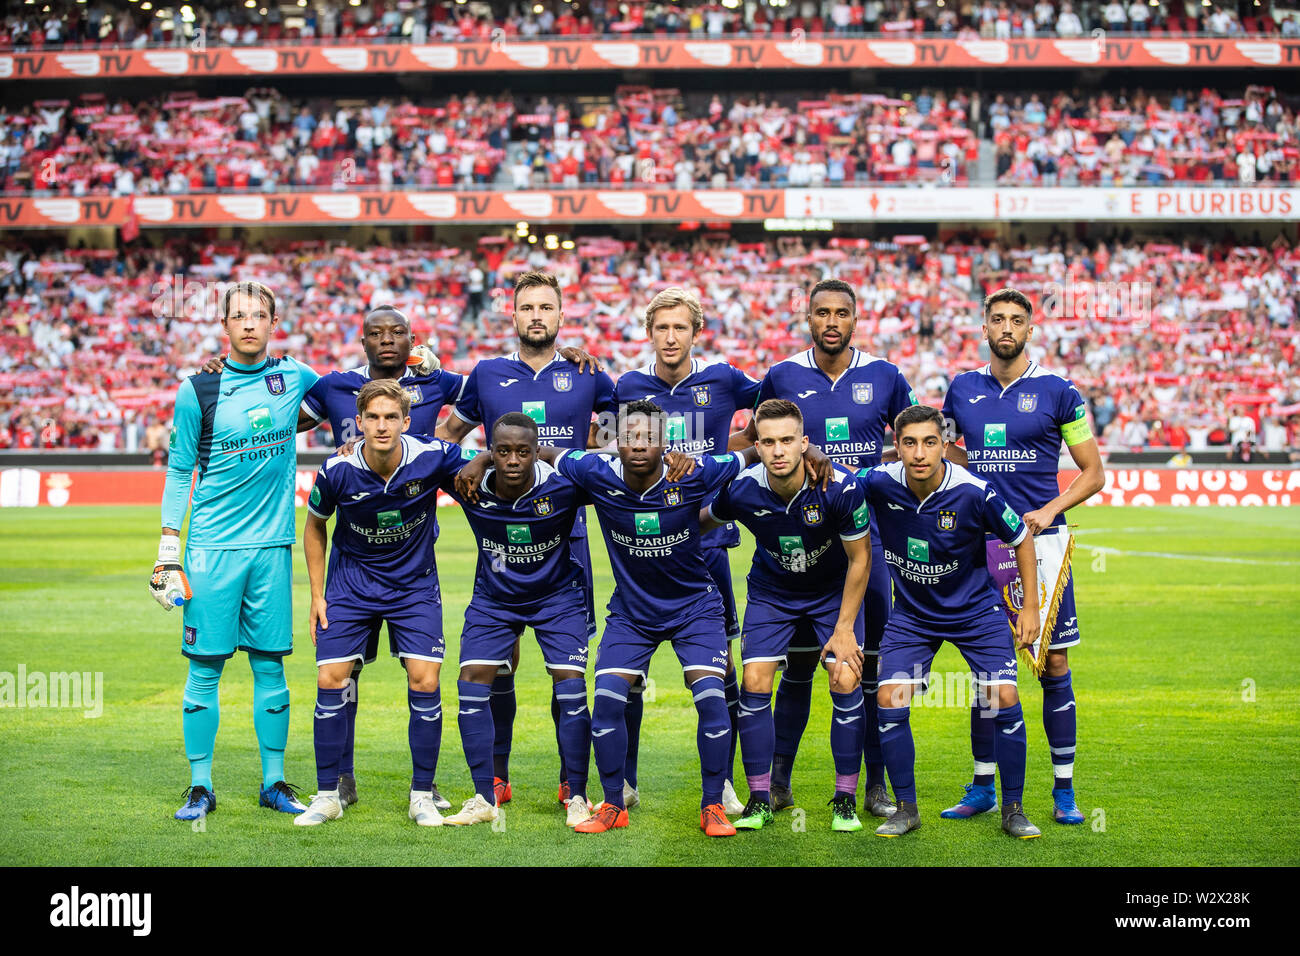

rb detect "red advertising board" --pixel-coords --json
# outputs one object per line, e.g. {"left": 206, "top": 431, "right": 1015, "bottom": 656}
{"left": 4, "top": 468, "right": 1298, "bottom": 508}
{"left": 1, "top": 37, "right": 1296, "bottom": 81}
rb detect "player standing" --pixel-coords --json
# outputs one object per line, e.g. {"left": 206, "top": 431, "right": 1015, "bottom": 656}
{"left": 864, "top": 405, "right": 1042, "bottom": 839}
{"left": 614, "top": 287, "right": 761, "bottom": 813}
{"left": 457, "top": 400, "right": 753, "bottom": 835}
{"left": 295, "top": 305, "right": 462, "bottom": 810}
{"left": 939, "top": 288, "right": 1104, "bottom": 825}
{"left": 439, "top": 412, "right": 595, "bottom": 828}
{"left": 154, "top": 282, "right": 318, "bottom": 821}
{"left": 736, "top": 278, "right": 914, "bottom": 816}
{"left": 296, "top": 380, "right": 474, "bottom": 827}
{"left": 436, "top": 271, "right": 615, "bottom": 807}
{"left": 702, "top": 399, "right": 872, "bottom": 832}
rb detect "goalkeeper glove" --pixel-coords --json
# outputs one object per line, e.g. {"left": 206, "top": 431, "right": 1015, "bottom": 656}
{"left": 150, "top": 534, "right": 192, "bottom": 611}
{"left": 407, "top": 345, "right": 440, "bottom": 375}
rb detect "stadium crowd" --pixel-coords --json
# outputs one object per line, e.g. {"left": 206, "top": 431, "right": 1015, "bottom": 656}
{"left": 2, "top": 1, "right": 1296, "bottom": 49}
{"left": 1, "top": 231, "right": 1296, "bottom": 458}
{"left": 3, "top": 84, "right": 1295, "bottom": 195}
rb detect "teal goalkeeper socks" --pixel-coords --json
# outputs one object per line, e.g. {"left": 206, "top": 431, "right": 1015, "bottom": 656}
{"left": 249, "top": 653, "right": 290, "bottom": 788}
{"left": 182, "top": 658, "right": 224, "bottom": 789}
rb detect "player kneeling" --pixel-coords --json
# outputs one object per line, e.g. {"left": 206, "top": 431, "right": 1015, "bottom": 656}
{"left": 701, "top": 400, "right": 875, "bottom": 832}
{"left": 297, "top": 380, "right": 474, "bottom": 827}
{"left": 864, "top": 405, "right": 1042, "bottom": 840}
{"left": 441, "top": 413, "right": 596, "bottom": 828}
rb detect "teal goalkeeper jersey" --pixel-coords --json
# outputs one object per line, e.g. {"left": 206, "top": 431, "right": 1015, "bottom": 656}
{"left": 162, "top": 355, "right": 319, "bottom": 550}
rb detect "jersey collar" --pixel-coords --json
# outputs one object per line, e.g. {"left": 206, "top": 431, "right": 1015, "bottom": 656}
{"left": 608, "top": 456, "right": 669, "bottom": 498}
{"left": 642, "top": 356, "right": 703, "bottom": 391}
{"left": 757, "top": 463, "right": 811, "bottom": 512}
{"left": 224, "top": 355, "right": 270, "bottom": 375}
{"left": 480, "top": 461, "right": 552, "bottom": 507}
{"left": 984, "top": 360, "right": 1037, "bottom": 400}
{"left": 508, "top": 350, "right": 564, "bottom": 380}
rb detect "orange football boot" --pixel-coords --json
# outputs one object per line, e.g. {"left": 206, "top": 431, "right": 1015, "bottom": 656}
{"left": 574, "top": 802, "right": 629, "bottom": 833}
{"left": 700, "top": 803, "right": 737, "bottom": 837}
{"left": 493, "top": 777, "right": 512, "bottom": 805}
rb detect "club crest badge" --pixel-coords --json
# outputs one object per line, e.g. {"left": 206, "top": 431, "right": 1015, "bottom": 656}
{"left": 403, "top": 480, "right": 423, "bottom": 498}
{"left": 1018, "top": 393, "right": 1038, "bottom": 413}
{"left": 692, "top": 385, "right": 711, "bottom": 407}
{"left": 852, "top": 382, "right": 873, "bottom": 405}
{"left": 664, "top": 486, "right": 682, "bottom": 506}
{"left": 533, "top": 496, "right": 553, "bottom": 516}
{"left": 264, "top": 373, "right": 286, "bottom": 395}
{"left": 802, "top": 503, "right": 823, "bottom": 526}
{"left": 404, "top": 385, "right": 424, "bottom": 405}
{"left": 938, "top": 510, "right": 957, "bottom": 531}
{"left": 553, "top": 371, "right": 572, "bottom": 392}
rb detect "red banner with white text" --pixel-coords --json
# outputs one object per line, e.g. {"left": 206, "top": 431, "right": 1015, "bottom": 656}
{"left": 2, "top": 37, "right": 1297, "bottom": 82}
{"left": 4, "top": 467, "right": 1299, "bottom": 508}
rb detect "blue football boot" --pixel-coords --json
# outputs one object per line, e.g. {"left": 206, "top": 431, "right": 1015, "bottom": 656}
{"left": 1052, "top": 787, "right": 1085, "bottom": 824}
{"left": 175, "top": 785, "right": 216, "bottom": 821}
{"left": 940, "top": 783, "right": 998, "bottom": 819}
{"left": 259, "top": 781, "right": 309, "bottom": 815}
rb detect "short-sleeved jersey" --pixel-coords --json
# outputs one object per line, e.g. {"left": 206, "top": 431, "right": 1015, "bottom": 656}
{"left": 757, "top": 347, "right": 915, "bottom": 470}
{"left": 302, "top": 364, "right": 464, "bottom": 445}
{"left": 861, "top": 461, "right": 1027, "bottom": 627}
{"left": 307, "top": 434, "right": 472, "bottom": 591}
{"left": 941, "top": 362, "right": 1092, "bottom": 528}
{"left": 163, "top": 354, "right": 319, "bottom": 549}
{"left": 441, "top": 461, "right": 590, "bottom": 605}
{"left": 452, "top": 351, "right": 616, "bottom": 450}
{"left": 615, "top": 356, "right": 761, "bottom": 549}
{"left": 554, "top": 450, "right": 744, "bottom": 620}
{"left": 708, "top": 461, "right": 870, "bottom": 599}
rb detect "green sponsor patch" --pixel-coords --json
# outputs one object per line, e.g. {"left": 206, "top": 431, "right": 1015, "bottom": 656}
{"left": 907, "top": 537, "right": 930, "bottom": 562}
{"left": 1002, "top": 506, "right": 1022, "bottom": 531}
{"left": 665, "top": 416, "right": 686, "bottom": 441}
{"left": 984, "top": 423, "right": 1007, "bottom": 447}
{"left": 522, "top": 401, "right": 546, "bottom": 425}
{"left": 852, "top": 502, "right": 870, "bottom": 529}
{"left": 908, "top": 389, "right": 918, "bottom": 405}
{"left": 309, "top": 486, "right": 321, "bottom": 507}
{"left": 461, "top": 447, "right": 479, "bottom": 461}
{"left": 779, "top": 535, "right": 804, "bottom": 555}
{"left": 169, "top": 427, "right": 177, "bottom": 450}
{"left": 825, "top": 417, "right": 850, "bottom": 442}
{"left": 634, "top": 512, "right": 661, "bottom": 536}
{"left": 377, "top": 510, "right": 403, "bottom": 530}
{"left": 247, "top": 406, "right": 272, "bottom": 433}
{"left": 506, "top": 524, "right": 532, "bottom": 544}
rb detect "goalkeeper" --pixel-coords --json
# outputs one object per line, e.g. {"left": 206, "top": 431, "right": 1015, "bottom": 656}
{"left": 153, "top": 282, "right": 320, "bottom": 821}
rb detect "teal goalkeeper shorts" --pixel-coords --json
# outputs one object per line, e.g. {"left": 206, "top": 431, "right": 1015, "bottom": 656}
{"left": 180, "top": 546, "right": 293, "bottom": 660}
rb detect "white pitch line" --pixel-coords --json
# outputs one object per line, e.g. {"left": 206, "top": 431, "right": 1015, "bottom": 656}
{"left": 1080, "top": 544, "right": 1300, "bottom": 567}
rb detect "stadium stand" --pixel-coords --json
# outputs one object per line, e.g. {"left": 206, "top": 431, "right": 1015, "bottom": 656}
{"left": 3, "top": 84, "right": 1295, "bottom": 195}
{"left": 1, "top": 233, "right": 1296, "bottom": 456}
{"left": 2, "top": 1, "right": 1295, "bottom": 48}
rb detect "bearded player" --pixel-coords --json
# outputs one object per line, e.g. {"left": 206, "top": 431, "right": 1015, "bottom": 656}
{"left": 437, "top": 271, "right": 616, "bottom": 808}
{"left": 733, "top": 278, "right": 914, "bottom": 817}
{"left": 939, "top": 288, "right": 1104, "bottom": 825}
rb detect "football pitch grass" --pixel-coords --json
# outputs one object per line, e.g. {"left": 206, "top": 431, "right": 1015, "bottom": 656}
{"left": 1, "top": 505, "right": 1297, "bottom": 867}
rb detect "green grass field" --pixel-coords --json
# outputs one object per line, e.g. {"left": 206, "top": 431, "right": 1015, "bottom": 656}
{"left": 1, "top": 505, "right": 1297, "bottom": 866}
